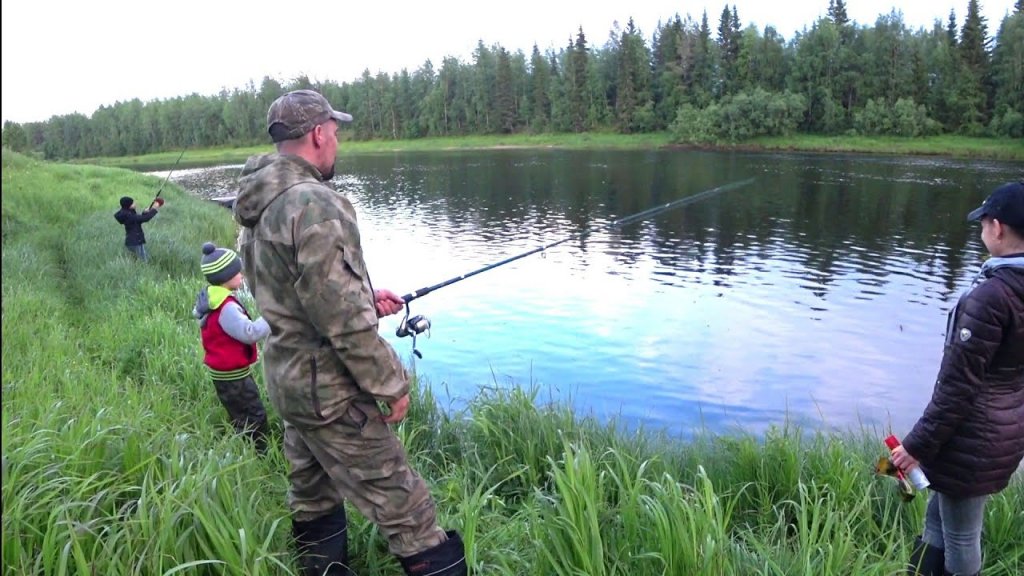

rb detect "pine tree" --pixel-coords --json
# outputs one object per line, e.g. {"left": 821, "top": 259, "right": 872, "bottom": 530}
{"left": 651, "top": 15, "right": 686, "bottom": 128}
{"left": 960, "top": 0, "right": 990, "bottom": 70}
{"left": 946, "top": 10, "right": 959, "bottom": 46}
{"left": 691, "top": 11, "right": 715, "bottom": 107}
{"left": 614, "top": 18, "right": 651, "bottom": 133}
{"left": 828, "top": 0, "right": 850, "bottom": 26}
{"left": 569, "top": 28, "right": 590, "bottom": 132}
{"left": 990, "top": 4, "right": 1024, "bottom": 134}
{"left": 616, "top": 23, "right": 638, "bottom": 132}
{"left": 717, "top": 5, "right": 741, "bottom": 95}
{"left": 528, "top": 45, "right": 551, "bottom": 131}
{"left": 495, "top": 47, "right": 516, "bottom": 133}
{"left": 547, "top": 52, "right": 568, "bottom": 131}
{"left": 957, "top": 0, "right": 991, "bottom": 129}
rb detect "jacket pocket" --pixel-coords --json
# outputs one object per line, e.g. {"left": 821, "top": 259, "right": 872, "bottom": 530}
{"left": 341, "top": 247, "right": 367, "bottom": 280}
{"left": 305, "top": 346, "right": 361, "bottom": 423}
{"left": 341, "top": 249, "right": 377, "bottom": 301}
{"left": 341, "top": 400, "right": 369, "bottom": 431}
{"left": 264, "top": 343, "right": 357, "bottom": 426}
{"left": 309, "top": 354, "right": 323, "bottom": 420}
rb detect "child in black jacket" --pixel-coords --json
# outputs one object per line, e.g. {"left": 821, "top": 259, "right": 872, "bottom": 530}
{"left": 114, "top": 196, "right": 159, "bottom": 260}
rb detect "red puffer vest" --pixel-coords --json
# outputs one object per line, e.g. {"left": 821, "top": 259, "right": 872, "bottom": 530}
{"left": 201, "top": 294, "right": 258, "bottom": 381}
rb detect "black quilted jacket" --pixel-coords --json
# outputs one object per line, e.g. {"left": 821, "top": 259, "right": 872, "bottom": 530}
{"left": 114, "top": 207, "right": 157, "bottom": 246}
{"left": 903, "top": 254, "right": 1024, "bottom": 497}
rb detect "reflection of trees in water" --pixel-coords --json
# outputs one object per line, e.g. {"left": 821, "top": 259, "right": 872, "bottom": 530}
{"left": 604, "top": 153, "right": 992, "bottom": 301}
{"left": 172, "top": 151, "right": 1008, "bottom": 302}
{"left": 351, "top": 150, "right": 999, "bottom": 300}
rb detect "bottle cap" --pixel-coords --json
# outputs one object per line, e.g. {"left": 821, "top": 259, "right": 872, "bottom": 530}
{"left": 884, "top": 435, "right": 901, "bottom": 450}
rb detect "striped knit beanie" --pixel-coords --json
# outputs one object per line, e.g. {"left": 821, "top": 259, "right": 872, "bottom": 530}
{"left": 200, "top": 242, "right": 242, "bottom": 285}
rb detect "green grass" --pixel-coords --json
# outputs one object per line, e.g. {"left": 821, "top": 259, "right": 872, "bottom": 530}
{"left": 744, "top": 134, "right": 1024, "bottom": 161}
{"left": 80, "top": 132, "right": 1024, "bottom": 171}
{"left": 3, "top": 149, "right": 1022, "bottom": 575}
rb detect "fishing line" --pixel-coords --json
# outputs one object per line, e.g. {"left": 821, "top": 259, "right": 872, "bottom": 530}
{"left": 394, "top": 177, "right": 756, "bottom": 357}
{"left": 149, "top": 146, "right": 188, "bottom": 209}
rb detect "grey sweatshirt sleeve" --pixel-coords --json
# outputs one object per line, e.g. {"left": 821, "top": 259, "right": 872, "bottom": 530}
{"left": 218, "top": 301, "right": 270, "bottom": 344}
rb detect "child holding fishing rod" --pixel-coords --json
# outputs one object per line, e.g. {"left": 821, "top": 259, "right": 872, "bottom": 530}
{"left": 113, "top": 148, "right": 184, "bottom": 260}
{"left": 890, "top": 181, "right": 1024, "bottom": 576}
{"left": 113, "top": 195, "right": 161, "bottom": 260}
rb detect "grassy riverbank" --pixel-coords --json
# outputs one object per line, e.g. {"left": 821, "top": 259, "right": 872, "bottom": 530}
{"left": 3, "top": 149, "right": 1022, "bottom": 575}
{"left": 82, "top": 132, "right": 1024, "bottom": 171}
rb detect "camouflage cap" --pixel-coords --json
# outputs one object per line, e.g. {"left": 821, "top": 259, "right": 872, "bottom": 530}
{"left": 267, "top": 89, "right": 353, "bottom": 143}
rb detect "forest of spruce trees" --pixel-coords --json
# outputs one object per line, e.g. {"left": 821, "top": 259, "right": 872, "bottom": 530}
{"left": 2, "top": 0, "right": 1022, "bottom": 160}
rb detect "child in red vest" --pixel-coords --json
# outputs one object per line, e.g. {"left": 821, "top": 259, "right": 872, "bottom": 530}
{"left": 192, "top": 242, "right": 271, "bottom": 453}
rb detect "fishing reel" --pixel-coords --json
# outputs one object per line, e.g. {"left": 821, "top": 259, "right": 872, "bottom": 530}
{"left": 396, "top": 304, "right": 431, "bottom": 359}
{"left": 396, "top": 314, "right": 430, "bottom": 338}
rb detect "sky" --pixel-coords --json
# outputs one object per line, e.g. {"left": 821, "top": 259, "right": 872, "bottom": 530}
{"left": 2, "top": 0, "right": 1018, "bottom": 125}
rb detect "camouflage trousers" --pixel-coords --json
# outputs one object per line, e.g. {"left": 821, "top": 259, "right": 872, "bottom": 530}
{"left": 213, "top": 375, "right": 269, "bottom": 453}
{"left": 283, "top": 395, "right": 447, "bottom": 557}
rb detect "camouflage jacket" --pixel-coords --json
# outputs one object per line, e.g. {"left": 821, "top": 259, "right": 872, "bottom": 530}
{"left": 233, "top": 153, "right": 408, "bottom": 426}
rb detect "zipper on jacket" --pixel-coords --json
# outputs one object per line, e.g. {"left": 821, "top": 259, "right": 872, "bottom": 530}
{"left": 309, "top": 355, "right": 323, "bottom": 419}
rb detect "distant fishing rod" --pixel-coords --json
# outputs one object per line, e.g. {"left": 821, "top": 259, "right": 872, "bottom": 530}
{"left": 148, "top": 147, "right": 188, "bottom": 210}
{"left": 395, "top": 177, "right": 756, "bottom": 357}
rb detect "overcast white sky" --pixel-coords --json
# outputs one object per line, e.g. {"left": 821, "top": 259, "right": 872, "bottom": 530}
{"left": 2, "top": 0, "right": 1017, "bottom": 124}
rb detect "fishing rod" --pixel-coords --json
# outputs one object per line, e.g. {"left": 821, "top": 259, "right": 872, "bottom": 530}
{"left": 148, "top": 147, "right": 188, "bottom": 210}
{"left": 394, "top": 177, "right": 756, "bottom": 357}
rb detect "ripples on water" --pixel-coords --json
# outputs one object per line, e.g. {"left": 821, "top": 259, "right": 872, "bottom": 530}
{"left": 164, "top": 150, "right": 1023, "bottom": 438}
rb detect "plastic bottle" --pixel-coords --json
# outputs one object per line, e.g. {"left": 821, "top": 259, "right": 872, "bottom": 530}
{"left": 884, "top": 435, "right": 930, "bottom": 490}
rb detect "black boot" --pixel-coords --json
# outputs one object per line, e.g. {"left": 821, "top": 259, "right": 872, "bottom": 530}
{"left": 399, "top": 530, "right": 467, "bottom": 576}
{"left": 907, "top": 536, "right": 945, "bottom": 576}
{"left": 292, "top": 507, "right": 355, "bottom": 576}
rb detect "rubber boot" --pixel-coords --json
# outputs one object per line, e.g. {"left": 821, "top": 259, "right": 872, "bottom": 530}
{"left": 942, "top": 570, "right": 980, "bottom": 576}
{"left": 399, "top": 530, "right": 467, "bottom": 576}
{"left": 907, "top": 536, "right": 945, "bottom": 576}
{"left": 292, "top": 507, "right": 356, "bottom": 576}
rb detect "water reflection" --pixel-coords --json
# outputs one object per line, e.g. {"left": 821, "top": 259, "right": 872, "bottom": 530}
{"left": 160, "top": 150, "right": 1023, "bottom": 438}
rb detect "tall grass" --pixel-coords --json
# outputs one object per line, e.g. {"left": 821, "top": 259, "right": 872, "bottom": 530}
{"left": 3, "top": 149, "right": 1022, "bottom": 575}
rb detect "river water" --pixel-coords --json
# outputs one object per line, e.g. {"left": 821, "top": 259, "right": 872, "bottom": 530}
{"left": 154, "top": 149, "right": 1023, "bottom": 438}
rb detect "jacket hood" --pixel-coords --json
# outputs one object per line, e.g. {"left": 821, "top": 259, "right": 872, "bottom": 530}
{"left": 983, "top": 253, "right": 1024, "bottom": 300}
{"left": 193, "top": 285, "right": 233, "bottom": 327}
{"left": 113, "top": 207, "right": 135, "bottom": 224}
{"left": 233, "top": 153, "right": 322, "bottom": 228}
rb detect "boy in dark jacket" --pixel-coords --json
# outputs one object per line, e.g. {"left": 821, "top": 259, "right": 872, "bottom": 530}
{"left": 192, "top": 242, "right": 272, "bottom": 453}
{"left": 892, "top": 181, "right": 1024, "bottom": 576}
{"left": 113, "top": 196, "right": 159, "bottom": 260}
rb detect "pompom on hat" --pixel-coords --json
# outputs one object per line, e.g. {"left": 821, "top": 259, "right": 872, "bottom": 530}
{"left": 200, "top": 242, "right": 242, "bottom": 285}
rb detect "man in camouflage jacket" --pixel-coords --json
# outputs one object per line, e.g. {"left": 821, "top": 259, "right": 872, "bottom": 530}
{"left": 233, "top": 89, "right": 466, "bottom": 576}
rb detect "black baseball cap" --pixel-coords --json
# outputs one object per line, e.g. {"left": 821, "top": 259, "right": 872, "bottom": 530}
{"left": 967, "top": 181, "right": 1024, "bottom": 229}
